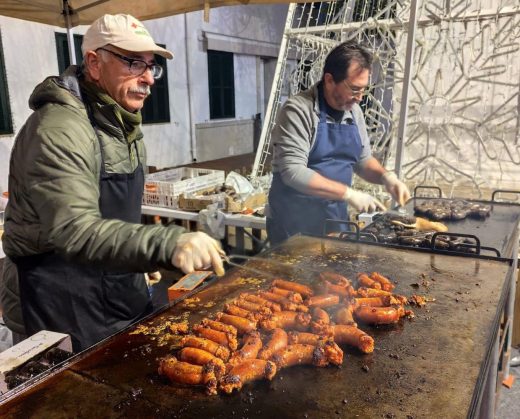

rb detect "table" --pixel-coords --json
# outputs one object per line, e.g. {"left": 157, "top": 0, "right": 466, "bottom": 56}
{"left": 141, "top": 205, "right": 267, "bottom": 254}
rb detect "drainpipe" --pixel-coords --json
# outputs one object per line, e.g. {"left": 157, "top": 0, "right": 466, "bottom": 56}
{"left": 184, "top": 13, "right": 197, "bottom": 162}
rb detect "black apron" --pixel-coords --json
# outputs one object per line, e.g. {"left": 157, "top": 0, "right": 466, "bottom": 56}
{"left": 267, "top": 85, "right": 363, "bottom": 245}
{"left": 16, "top": 123, "right": 151, "bottom": 352}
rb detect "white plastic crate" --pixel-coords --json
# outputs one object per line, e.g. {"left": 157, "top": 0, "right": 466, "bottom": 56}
{"left": 142, "top": 167, "right": 225, "bottom": 208}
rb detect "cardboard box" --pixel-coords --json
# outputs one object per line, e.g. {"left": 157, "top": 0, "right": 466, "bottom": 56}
{"left": 225, "top": 192, "right": 267, "bottom": 213}
{"left": 0, "top": 330, "right": 72, "bottom": 397}
{"left": 178, "top": 192, "right": 266, "bottom": 213}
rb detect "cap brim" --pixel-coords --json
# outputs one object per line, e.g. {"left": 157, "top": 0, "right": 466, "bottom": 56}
{"left": 112, "top": 40, "right": 174, "bottom": 59}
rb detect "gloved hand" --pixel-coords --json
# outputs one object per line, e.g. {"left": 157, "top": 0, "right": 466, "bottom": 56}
{"left": 172, "top": 232, "right": 226, "bottom": 276}
{"left": 144, "top": 271, "right": 162, "bottom": 285}
{"left": 343, "top": 188, "right": 386, "bottom": 213}
{"left": 381, "top": 171, "right": 410, "bottom": 207}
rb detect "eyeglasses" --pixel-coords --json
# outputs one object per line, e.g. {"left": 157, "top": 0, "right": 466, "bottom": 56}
{"left": 343, "top": 79, "right": 369, "bottom": 97}
{"left": 97, "top": 48, "right": 163, "bottom": 80}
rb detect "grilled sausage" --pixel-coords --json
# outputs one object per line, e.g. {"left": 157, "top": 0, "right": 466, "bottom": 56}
{"left": 272, "top": 279, "right": 314, "bottom": 297}
{"left": 287, "top": 331, "right": 324, "bottom": 346}
{"left": 269, "top": 287, "right": 304, "bottom": 303}
{"left": 260, "top": 311, "right": 311, "bottom": 331}
{"left": 258, "top": 328, "right": 288, "bottom": 360}
{"left": 357, "top": 273, "right": 382, "bottom": 290}
{"left": 227, "top": 331, "right": 263, "bottom": 370}
{"left": 224, "top": 303, "right": 256, "bottom": 320}
{"left": 355, "top": 296, "right": 399, "bottom": 307}
{"left": 354, "top": 305, "right": 403, "bottom": 325}
{"left": 370, "top": 272, "right": 395, "bottom": 291}
{"left": 332, "top": 325, "right": 374, "bottom": 354}
{"left": 215, "top": 312, "right": 257, "bottom": 335}
{"left": 178, "top": 347, "right": 226, "bottom": 378}
{"left": 357, "top": 287, "right": 408, "bottom": 304}
{"left": 200, "top": 319, "right": 238, "bottom": 337}
{"left": 318, "top": 271, "right": 351, "bottom": 287}
{"left": 259, "top": 291, "right": 309, "bottom": 312}
{"left": 316, "top": 280, "right": 350, "bottom": 298}
{"left": 272, "top": 343, "right": 340, "bottom": 368}
{"left": 192, "top": 325, "right": 238, "bottom": 351}
{"left": 241, "top": 293, "right": 282, "bottom": 312}
{"left": 180, "top": 336, "right": 230, "bottom": 361}
{"left": 305, "top": 294, "right": 340, "bottom": 308}
{"left": 220, "top": 359, "right": 276, "bottom": 394}
{"left": 158, "top": 356, "right": 217, "bottom": 395}
{"left": 334, "top": 305, "right": 357, "bottom": 327}
{"left": 233, "top": 300, "right": 272, "bottom": 316}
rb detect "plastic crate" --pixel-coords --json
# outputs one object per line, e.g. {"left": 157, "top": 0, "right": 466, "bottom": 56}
{"left": 142, "top": 168, "right": 225, "bottom": 208}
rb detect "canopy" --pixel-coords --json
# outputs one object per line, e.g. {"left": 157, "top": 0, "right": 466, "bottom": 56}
{"left": 0, "top": 0, "right": 314, "bottom": 27}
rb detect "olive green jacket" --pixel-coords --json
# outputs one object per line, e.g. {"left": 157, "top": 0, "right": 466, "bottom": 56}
{"left": 1, "top": 66, "right": 183, "bottom": 334}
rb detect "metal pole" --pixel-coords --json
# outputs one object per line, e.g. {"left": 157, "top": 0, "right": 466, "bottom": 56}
{"left": 63, "top": 0, "right": 77, "bottom": 65}
{"left": 393, "top": 0, "right": 418, "bottom": 178}
{"left": 251, "top": 3, "right": 295, "bottom": 179}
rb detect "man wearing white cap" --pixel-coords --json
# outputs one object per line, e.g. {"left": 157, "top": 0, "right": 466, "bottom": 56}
{"left": 1, "top": 14, "right": 224, "bottom": 351}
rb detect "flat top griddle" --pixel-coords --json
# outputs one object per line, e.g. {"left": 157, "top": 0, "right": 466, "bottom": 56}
{"left": 405, "top": 197, "right": 520, "bottom": 260}
{"left": 0, "top": 236, "right": 512, "bottom": 418}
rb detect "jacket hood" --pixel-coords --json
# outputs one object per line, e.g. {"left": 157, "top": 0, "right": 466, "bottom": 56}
{"left": 29, "top": 65, "right": 84, "bottom": 112}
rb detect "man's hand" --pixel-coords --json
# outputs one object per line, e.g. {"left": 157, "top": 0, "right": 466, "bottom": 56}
{"left": 381, "top": 172, "right": 410, "bottom": 207}
{"left": 343, "top": 188, "right": 386, "bottom": 213}
{"left": 172, "top": 232, "right": 225, "bottom": 276}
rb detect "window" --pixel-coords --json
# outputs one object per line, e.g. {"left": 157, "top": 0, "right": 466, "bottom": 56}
{"left": 55, "top": 33, "right": 83, "bottom": 73}
{"left": 142, "top": 47, "right": 170, "bottom": 124}
{"left": 0, "top": 32, "right": 12, "bottom": 135}
{"left": 208, "top": 50, "right": 235, "bottom": 119}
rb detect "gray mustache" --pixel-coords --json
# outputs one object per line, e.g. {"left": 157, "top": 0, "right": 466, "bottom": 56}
{"left": 130, "top": 86, "right": 151, "bottom": 95}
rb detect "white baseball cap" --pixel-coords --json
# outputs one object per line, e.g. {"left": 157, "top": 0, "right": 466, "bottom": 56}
{"left": 82, "top": 14, "right": 173, "bottom": 59}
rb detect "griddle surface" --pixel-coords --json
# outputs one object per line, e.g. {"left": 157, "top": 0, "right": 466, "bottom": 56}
{"left": 1, "top": 236, "right": 511, "bottom": 418}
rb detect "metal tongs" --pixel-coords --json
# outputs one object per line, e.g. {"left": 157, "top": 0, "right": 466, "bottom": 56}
{"left": 221, "top": 254, "right": 314, "bottom": 279}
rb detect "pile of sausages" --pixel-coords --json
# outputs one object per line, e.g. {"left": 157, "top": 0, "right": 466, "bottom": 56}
{"left": 158, "top": 272, "right": 414, "bottom": 395}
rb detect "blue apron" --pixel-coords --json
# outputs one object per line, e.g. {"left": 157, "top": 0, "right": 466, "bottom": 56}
{"left": 267, "top": 85, "right": 363, "bottom": 245}
{"left": 16, "top": 120, "right": 151, "bottom": 352}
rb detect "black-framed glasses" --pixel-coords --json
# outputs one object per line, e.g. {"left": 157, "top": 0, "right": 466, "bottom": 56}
{"left": 97, "top": 48, "right": 163, "bottom": 80}
{"left": 343, "top": 78, "right": 369, "bottom": 97}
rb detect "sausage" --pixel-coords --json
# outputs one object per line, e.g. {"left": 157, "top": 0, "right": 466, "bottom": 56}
{"left": 269, "top": 287, "right": 304, "bottom": 303}
{"left": 224, "top": 303, "right": 256, "bottom": 320}
{"left": 220, "top": 359, "right": 277, "bottom": 394}
{"left": 260, "top": 311, "right": 311, "bottom": 331}
{"left": 332, "top": 325, "right": 374, "bottom": 354}
{"left": 227, "top": 331, "right": 263, "bottom": 369}
{"left": 192, "top": 325, "right": 238, "bottom": 351}
{"left": 320, "top": 339, "right": 344, "bottom": 366}
{"left": 241, "top": 293, "right": 281, "bottom": 312}
{"left": 258, "top": 328, "right": 288, "bottom": 360}
{"left": 259, "top": 292, "right": 309, "bottom": 312}
{"left": 287, "top": 331, "right": 324, "bottom": 346}
{"left": 311, "top": 307, "right": 330, "bottom": 325}
{"left": 318, "top": 271, "right": 351, "bottom": 287}
{"left": 272, "top": 344, "right": 317, "bottom": 368}
{"left": 357, "top": 287, "right": 408, "bottom": 304}
{"left": 370, "top": 272, "right": 395, "bottom": 291}
{"left": 200, "top": 319, "right": 238, "bottom": 337}
{"left": 305, "top": 294, "right": 340, "bottom": 308}
{"left": 215, "top": 312, "right": 257, "bottom": 335}
{"left": 272, "top": 279, "right": 314, "bottom": 297}
{"left": 272, "top": 343, "right": 337, "bottom": 368}
{"left": 316, "top": 280, "right": 350, "bottom": 298}
{"left": 354, "top": 305, "right": 402, "bottom": 325}
{"left": 178, "top": 347, "right": 226, "bottom": 378}
{"left": 233, "top": 300, "right": 272, "bottom": 316}
{"left": 357, "top": 273, "right": 381, "bottom": 290}
{"left": 355, "top": 296, "right": 399, "bottom": 307}
{"left": 334, "top": 305, "right": 357, "bottom": 327}
{"left": 158, "top": 356, "right": 217, "bottom": 395}
{"left": 180, "top": 336, "right": 230, "bottom": 361}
